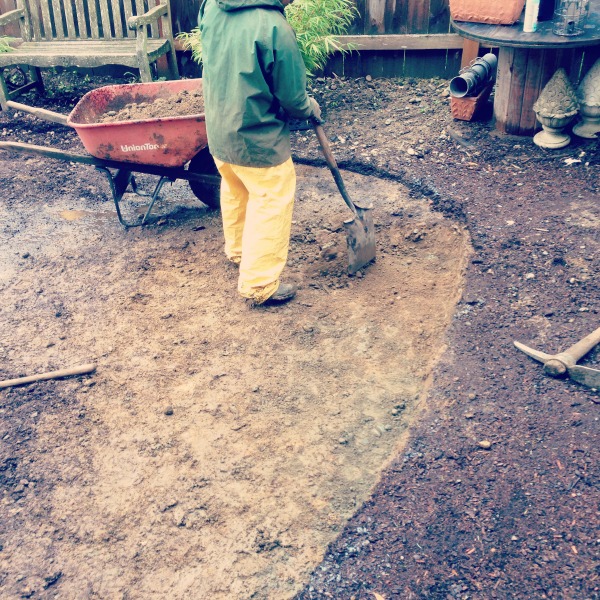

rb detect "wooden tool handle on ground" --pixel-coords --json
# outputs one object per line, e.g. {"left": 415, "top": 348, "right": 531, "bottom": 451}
{"left": 6, "top": 100, "right": 69, "bottom": 126}
{"left": 544, "top": 325, "right": 600, "bottom": 376}
{"left": 564, "top": 326, "right": 600, "bottom": 362}
{"left": 0, "top": 364, "right": 96, "bottom": 390}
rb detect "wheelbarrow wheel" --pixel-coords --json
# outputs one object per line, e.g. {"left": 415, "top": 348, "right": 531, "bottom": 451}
{"left": 188, "top": 148, "right": 221, "bottom": 210}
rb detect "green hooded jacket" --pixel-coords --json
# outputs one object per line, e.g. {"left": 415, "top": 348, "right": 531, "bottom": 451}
{"left": 198, "top": 0, "right": 314, "bottom": 167}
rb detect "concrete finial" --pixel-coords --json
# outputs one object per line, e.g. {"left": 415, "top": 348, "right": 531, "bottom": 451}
{"left": 533, "top": 68, "right": 579, "bottom": 118}
{"left": 577, "top": 59, "right": 600, "bottom": 107}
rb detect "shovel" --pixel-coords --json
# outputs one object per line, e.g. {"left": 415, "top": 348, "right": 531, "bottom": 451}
{"left": 312, "top": 121, "right": 376, "bottom": 275}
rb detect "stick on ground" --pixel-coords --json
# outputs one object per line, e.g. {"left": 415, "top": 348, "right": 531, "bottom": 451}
{"left": 0, "top": 364, "right": 96, "bottom": 390}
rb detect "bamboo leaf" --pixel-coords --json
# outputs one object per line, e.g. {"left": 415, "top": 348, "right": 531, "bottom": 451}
{"left": 178, "top": 0, "right": 357, "bottom": 77}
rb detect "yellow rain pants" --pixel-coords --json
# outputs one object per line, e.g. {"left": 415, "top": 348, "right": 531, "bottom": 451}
{"left": 214, "top": 157, "right": 296, "bottom": 304}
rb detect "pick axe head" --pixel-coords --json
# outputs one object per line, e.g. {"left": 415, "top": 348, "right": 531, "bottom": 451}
{"left": 568, "top": 365, "right": 600, "bottom": 390}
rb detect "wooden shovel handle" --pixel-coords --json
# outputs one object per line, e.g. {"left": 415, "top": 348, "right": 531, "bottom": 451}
{"left": 312, "top": 122, "right": 358, "bottom": 216}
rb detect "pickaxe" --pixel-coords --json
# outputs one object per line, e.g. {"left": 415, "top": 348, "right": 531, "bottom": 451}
{"left": 514, "top": 326, "right": 600, "bottom": 390}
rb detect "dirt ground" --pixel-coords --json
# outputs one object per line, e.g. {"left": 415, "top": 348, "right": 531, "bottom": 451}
{"left": 0, "top": 70, "right": 598, "bottom": 599}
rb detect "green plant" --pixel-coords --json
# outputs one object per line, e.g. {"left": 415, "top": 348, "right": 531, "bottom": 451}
{"left": 177, "top": 28, "right": 202, "bottom": 65}
{"left": 0, "top": 37, "right": 15, "bottom": 53}
{"left": 285, "top": 0, "right": 357, "bottom": 76}
{"left": 177, "top": 0, "right": 357, "bottom": 77}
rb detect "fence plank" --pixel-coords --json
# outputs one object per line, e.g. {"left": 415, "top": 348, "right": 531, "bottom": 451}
{"left": 0, "top": 0, "right": 19, "bottom": 36}
{"left": 326, "top": 48, "right": 461, "bottom": 78}
{"left": 407, "top": 0, "right": 430, "bottom": 33}
{"left": 352, "top": 0, "right": 366, "bottom": 33}
{"left": 390, "top": 0, "right": 410, "bottom": 34}
{"left": 170, "top": 0, "right": 199, "bottom": 33}
{"left": 365, "top": 0, "right": 386, "bottom": 34}
{"left": 429, "top": 0, "right": 450, "bottom": 33}
{"left": 165, "top": 0, "right": 454, "bottom": 37}
{"left": 337, "top": 33, "right": 464, "bottom": 50}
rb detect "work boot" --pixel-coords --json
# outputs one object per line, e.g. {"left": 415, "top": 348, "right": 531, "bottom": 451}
{"left": 262, "top": 282, "right": 297, "bottom": 305}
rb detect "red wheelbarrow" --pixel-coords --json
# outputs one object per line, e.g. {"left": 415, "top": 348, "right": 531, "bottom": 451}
{"left": 0, "top": 79, "right": 221, "bottom": 227}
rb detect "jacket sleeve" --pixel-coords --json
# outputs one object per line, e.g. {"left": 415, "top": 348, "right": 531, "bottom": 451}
{"left": 264, "top": 21, "right": 314, "bottom": 120}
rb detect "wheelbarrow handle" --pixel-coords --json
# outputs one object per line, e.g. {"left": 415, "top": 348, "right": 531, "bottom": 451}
{"left": 6, "top": 100, "right": 69, "bottom": 126}
{"left": 312, "top": 121, "right": 358, "bottom": 217}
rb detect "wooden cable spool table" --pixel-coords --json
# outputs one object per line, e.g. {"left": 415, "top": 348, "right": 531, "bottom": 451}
{"left": 452, "top": 0, "right": 600, "bottom": 135}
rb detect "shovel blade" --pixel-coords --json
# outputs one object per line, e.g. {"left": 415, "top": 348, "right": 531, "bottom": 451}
{"left": 344, "top": 206, "right": 376, "bottom": 275}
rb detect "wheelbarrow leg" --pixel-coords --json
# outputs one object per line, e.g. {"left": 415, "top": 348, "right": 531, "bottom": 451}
{"left": 140, "top": 176, "right": 173, "bottom": 226}
{"left": 95, "top": 167, "right": 173, "bottom": 228}
{"left": 96, "top": 167, "right": 139, "bottom": 228}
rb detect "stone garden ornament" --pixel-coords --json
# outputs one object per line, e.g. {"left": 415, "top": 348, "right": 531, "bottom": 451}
{"left": 532, "top": 68, "right": 580, "bottom": 149}
{"left": 573, "top": 58, "right": 600, "bottom": 139}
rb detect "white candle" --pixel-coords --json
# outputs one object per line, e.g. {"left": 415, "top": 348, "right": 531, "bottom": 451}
{"left": 524, "top": 0, "right": 541, "bottom": 32}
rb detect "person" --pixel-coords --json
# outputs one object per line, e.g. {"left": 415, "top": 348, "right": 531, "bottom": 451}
{"left": 198, "top": 0, "right": 321, "bottom": 306}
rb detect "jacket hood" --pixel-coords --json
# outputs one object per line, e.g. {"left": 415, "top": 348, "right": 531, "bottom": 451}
{"left": 215, "top": 0, "right": 285, "bottom": 11}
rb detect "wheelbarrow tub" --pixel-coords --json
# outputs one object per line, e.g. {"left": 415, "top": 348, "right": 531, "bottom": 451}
{"left": 67, "top": 79, "right": 207, "bottom": 168}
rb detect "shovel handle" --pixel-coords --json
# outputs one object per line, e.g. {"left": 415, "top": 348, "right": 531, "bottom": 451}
{"left": 6, "top": 100, "right": 69, "bottom": 126}
{"left": 312, "top": 122, "right": 358, "bottom": 217}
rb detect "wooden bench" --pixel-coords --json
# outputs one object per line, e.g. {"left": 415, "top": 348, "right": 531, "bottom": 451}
{"left": 0, "top": 0, "right": 179, "bottom": 109}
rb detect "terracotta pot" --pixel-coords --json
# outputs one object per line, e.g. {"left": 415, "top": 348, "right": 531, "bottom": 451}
{"left": 450, "top": 81, "right": 494, "bottom": 121}
{"left": 450, "top": 0, "right": 526, "bottom": 24}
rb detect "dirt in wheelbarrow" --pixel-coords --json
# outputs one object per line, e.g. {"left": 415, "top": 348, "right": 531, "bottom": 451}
{"left": 97, "top": 88, "right": 205, "bottom": 123}
{"left": 0, "top": 69, "right": 598, "bottom": 600}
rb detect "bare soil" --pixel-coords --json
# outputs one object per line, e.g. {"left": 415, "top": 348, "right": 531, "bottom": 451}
{"left": 0, "top": 71, "right": 598, "bottom": 600}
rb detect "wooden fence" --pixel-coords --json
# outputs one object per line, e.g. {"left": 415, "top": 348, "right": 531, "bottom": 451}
{"left": 332, "top": 0, "right": 464, "bottom": 76}
{"left": 0, "top": 0, "right": 18, "bottom": 36}
{"left": 168, "top": 0, "right": 452, "bottom": 36}
{"left": 168, "top": 0, "right": 466, "bottom": 77}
